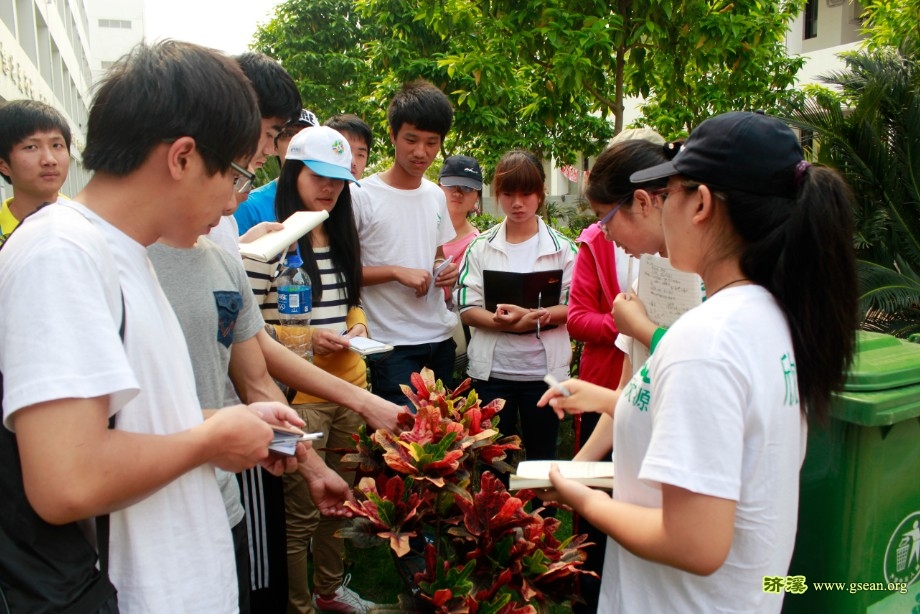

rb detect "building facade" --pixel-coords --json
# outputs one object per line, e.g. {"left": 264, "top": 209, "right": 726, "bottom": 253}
{"left": 0, "top": 0, "right": 144, "bottom": 201}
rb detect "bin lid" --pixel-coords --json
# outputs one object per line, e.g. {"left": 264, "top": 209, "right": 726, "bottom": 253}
{"left": 843, "top": 331, "right": 920, "bottom": 391}
{"left": 828, "top": 331, "right": 920, "bottom": 426}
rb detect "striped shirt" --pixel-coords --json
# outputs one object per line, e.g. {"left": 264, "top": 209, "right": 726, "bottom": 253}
{"left": 257, "top": 246, "right": 348, "bottom": 331}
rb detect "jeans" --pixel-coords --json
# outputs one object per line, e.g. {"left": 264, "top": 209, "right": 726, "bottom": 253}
{"left": 474, "top": 377, "right": 559, "bottom": 516}
{"left": 368, "top": 338, "right": 457, "bottom": 407}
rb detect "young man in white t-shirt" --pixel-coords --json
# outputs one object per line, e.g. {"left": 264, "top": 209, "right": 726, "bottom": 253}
{"left": 351, "top": 80, "right": 460, "bottom": 405}
{"left": 0, "top": 41, "right": 307, "bottom": 613}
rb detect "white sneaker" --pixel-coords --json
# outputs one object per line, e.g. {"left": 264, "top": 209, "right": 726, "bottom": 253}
{"left": 312, "top": 573, "right": 375, "bottom": 613}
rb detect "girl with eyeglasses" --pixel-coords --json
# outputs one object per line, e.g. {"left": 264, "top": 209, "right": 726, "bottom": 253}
{"left": 565, "top": 131, "right": 673, "bottom": 612}
{"left": 566, "top": 138, "right": 692, "bottom": 474}
{"left": 540, "top": 112, "right": 858, "bottom": 612}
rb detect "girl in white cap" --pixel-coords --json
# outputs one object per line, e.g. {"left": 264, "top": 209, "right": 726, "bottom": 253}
{"left": 539, "top": 111, "right": 858, "bottom": 612}
{"left": 273, "top": 126, "right": 376, "bottom": 613}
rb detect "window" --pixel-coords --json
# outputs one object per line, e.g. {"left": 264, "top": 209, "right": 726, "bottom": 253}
{"left": 803, "top": 0, "right": 818, "bottom": 39}
{"left": 98, "top": 19, "right": 131, "bottom": 29}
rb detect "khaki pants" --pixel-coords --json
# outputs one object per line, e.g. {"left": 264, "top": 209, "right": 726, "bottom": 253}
{"left": 284, "top": 402, "right": 364, "bottom": 614}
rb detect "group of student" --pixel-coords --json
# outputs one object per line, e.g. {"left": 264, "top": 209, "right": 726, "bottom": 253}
{"left": 0, "top": 36, "right": 861, "bottom": 614}
{"left": 0, "top": 42, "right": 401, "bottom": 614}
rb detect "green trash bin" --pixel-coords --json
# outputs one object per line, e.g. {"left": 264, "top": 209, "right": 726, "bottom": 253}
{"left": 783, "top": 332, "right": 920, "bottom": 613}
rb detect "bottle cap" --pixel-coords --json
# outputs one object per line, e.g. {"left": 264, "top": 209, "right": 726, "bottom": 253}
{"left": 285, "top": 253, "right": 304, "bottom": 268}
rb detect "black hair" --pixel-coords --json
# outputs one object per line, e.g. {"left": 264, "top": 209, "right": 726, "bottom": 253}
{"left": 715, "top": 166, "right": 858, "bottom": 422}
{"left": 323, "top": 114, "right": 373, "bottom": 152}
{"left": 493, "top": 150, "right": 545, "bottom": 206}
{"left": 585, "top": 140, "right": 681, "bottom": 206}
{"left": 0, "top": 100, "right": 72, "bottom": 184}
{"left": 386, "top": 80, "right": 453, "bottom": 139}
{"left": 83, "top": 41, "right": 261, "bottom": 176}
{"left": 274, "top": 160, "right": 361, "bottom": 308}
{"left": 234, "top": 52, "right": 302, "bottom": 121}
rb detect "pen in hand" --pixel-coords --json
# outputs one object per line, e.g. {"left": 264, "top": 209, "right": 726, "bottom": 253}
{"left": 543, "top": 374, "right": 571, "bottom": 397}
{"left": 536, "top": 291, "right": 542, "bottom": 339}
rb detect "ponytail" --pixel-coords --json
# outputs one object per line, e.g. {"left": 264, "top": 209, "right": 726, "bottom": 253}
{"left": 725, "top": 165, "right": 858, "bottom": 421}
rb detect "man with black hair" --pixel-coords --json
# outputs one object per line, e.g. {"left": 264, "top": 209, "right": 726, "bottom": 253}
{"left": 352, "top": 80, "right": 460, "bottom": 405}
{"left": 234, "top": 51, "right": 302, "bottom": 170}
{"left": 0, "top": 41, "right": 306, "bottom": 612}
{"left": 211, "top": 53, "right": 306, "bottom": 252}
{"left": 324, "top": 113, "right": 372, "bottom": 180}
{"left": 0, "top": 100, "right": 71, "bottom": 243}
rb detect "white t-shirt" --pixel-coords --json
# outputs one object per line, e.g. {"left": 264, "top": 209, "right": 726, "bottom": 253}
{"left": 602, "top": 284, "right": 806, "bottom": 613}
{"left": 0, "top": 201, "right": 237, "bottom": 613}
{"left": 209, "top": 214, "right": 241, "bottom": 257}
{"left": 490, "top": 233, "right": 546, "bottom": 378}
{"left": 351, "top": 174, "right": 458, "bottom": 345}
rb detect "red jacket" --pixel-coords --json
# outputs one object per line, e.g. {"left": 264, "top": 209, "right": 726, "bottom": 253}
{"left": 568, "top": 224, "right": 625, "bottom": 389}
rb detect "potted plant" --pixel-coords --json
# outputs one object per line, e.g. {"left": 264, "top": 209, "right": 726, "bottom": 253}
{"left": 340, "top": 369, "right": 596, "bottom": 613}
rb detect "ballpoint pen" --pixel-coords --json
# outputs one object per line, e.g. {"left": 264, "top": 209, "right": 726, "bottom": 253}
{"left": 543, "top": 374, "right": 571, "bottom": 397}
{"left": 536, "top": 291, "right": 542, "bottom": 339}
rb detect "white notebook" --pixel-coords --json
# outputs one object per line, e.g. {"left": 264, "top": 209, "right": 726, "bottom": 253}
{"left": 510, "top": 460, "right": 614, "bottom": 490}
{"left": 238, "top": 210, "right": 329, "bottom": 262}
{"left": 348, "top": 337, "right": 394, "bottom": 357}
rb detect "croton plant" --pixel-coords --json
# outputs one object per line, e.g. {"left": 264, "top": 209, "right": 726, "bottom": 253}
{"left": 339, "top": 369, "right": 596, "bottom": 613}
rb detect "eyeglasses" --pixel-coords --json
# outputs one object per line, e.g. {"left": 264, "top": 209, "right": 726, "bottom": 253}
{"left": 274, "top": 126, "right": 306, "bottom": 149}
{"left": 230, "top": 162, "right": 255, "bottom": 194}
{"left": 596, "top": 193, "right": 634, "bottom": 228}
{"left": 648, "top": 184, "right": 698, "bottom": 202}
{"left": 440, "top": 184, "right": 477, "bottom": 195}
{"left": 274, "top": 110, "right": 319, "bottom": 148}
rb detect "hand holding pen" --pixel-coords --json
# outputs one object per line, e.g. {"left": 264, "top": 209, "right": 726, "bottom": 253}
{"left": 537, "top": 375, "right": 620, "bottom": 420}
{"left": 536, "top": 291, "right": 542, "bottom": 339}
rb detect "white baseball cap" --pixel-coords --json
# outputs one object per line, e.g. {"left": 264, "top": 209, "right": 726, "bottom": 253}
{"left": 286, "top": 126, "right": 359, "bottom": 184}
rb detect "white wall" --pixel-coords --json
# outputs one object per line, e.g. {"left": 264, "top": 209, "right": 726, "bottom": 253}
{"left": 0, "top": 0, "right": 94, "bottom": 197}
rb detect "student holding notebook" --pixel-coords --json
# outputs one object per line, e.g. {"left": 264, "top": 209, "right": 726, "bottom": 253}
{"left": 455, "top": 149, "right": 577, "bottom": 481}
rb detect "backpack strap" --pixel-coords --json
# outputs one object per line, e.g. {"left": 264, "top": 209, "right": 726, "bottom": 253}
{"left": 95, "top": 290, "right": 125, "bottom": 575}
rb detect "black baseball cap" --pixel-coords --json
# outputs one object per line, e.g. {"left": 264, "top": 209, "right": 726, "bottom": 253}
{"left": 439, "top": 155, "right": 483, "bottom": 190}
{"left": 630, "top": 111, "right": 805, "bottom": 199}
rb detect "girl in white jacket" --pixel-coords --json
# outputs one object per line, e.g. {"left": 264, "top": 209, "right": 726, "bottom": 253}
{"left": 455, "top": 149, "right": 578, "bottom": 484}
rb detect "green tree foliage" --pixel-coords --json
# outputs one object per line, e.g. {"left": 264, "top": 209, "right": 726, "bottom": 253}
{"left": 252, "top": 0, "right": 805, "bottom": 168}
{"left": 859, "top": 0, "right": 920, "bottom": 57}
{"left": 784, "top": 49, "right": 920, "bottom": 337}
{"left": 252, "top": 0, "right": 370, "bottom": 121}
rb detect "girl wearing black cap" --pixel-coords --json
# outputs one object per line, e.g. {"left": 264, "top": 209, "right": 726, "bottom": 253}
{"left": 539, "top": 112, "right": 858, "bottom": 612}
{"left": 439, "top": 155, "right": 484, "bottom": 266}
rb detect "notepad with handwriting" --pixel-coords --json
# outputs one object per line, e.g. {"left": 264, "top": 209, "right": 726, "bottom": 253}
{"left": 630, "top": 255, "right": 704, "bottom": 369}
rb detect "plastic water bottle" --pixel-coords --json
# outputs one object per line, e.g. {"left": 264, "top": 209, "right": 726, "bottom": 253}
{"left": 276, "top": 253, "right": 313, "bottom": 362}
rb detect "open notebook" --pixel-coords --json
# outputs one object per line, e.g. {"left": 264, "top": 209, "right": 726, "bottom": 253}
{"left": 509, "top": 460, "right": 614, "bottom": 490}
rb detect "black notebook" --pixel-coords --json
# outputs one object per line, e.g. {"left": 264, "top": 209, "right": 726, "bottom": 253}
{"left": 482, "top": 269, "right": 563, "bottom": 312}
